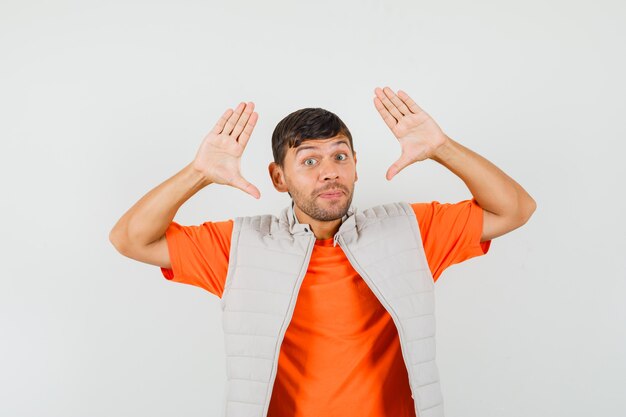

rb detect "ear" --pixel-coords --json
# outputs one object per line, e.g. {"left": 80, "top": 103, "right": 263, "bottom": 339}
{"left": 353, "top": 152, "right": 358, "bottom": 182}
{"left": 268, "top": 162, "right": 289, "bottom": 192}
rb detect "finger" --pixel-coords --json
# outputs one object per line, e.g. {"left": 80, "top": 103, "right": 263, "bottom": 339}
{"left": 231, "top": 174, "right": 261, "bottom": 199}
{"left": 231, "top": 102, "right": 255, "bottom": 139}
{"left": 373, "top": 96, "right": 397, "bottom": 131}
{"left": 211, "top": 108, "right": 234, "bottom": 135}
{"left": 386, "top": 153, "right": 414, "bottom": 181}
{"left": 222, "top": 102, "right": 246, "bottom": 136}
{"left": 238, "top": 111, "right": 258, "bottom": 149}
{"left": 397, "top": 90, "right": 424, "bottom": 114}
{"left": 375, "top": 87, "right": 403, "bottom": 121}
{"left": 384, "top": 87, "right": 411, "bottom": 116}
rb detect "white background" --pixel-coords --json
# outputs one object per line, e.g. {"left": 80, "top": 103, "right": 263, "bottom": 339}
{"left": 1, "top": 0, "right": 625, "bottom": 416}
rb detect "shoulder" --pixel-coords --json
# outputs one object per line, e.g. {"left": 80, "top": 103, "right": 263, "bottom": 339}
{"left": 358, "top": 201, "right": 415, "bottom": 220}
{"left": 406, "top": 199, "right": 485, "bottom": 242}
{"left": 353, "top": 202, "right": 417, "bottom": 234}
{"left": 233, "top": 212, "right": 282, "bottom": 235}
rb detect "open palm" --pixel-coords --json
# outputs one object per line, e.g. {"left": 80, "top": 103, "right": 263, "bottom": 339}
{"left": 373, "top": 87, "right": 448, "bottom": 180}
{"left": 192, "top": 101, "right": 261, "bottom": 199}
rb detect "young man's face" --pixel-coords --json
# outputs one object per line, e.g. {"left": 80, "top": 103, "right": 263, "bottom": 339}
{"left": 269, "top": 135, "right": 358, "bottom": 222}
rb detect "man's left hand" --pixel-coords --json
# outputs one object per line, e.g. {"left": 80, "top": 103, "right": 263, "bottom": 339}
{"left": 373, "top": 86, "right": 449, "bottom": 180}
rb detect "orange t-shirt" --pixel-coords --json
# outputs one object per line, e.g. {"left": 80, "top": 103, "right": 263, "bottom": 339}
{"left": 160, "top": 199, "right": 491, "bottom": 417}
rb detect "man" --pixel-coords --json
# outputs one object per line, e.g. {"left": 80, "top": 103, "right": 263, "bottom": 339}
{"left": 109, "top": 86, "right": 536, "bottom": 417}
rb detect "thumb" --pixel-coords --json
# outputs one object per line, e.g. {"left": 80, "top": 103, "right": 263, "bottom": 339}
{"left": 231, "top": 174, "right": 261, "bottom": 199}
{"left": 386, "top": 154, "right": 414, "bottom": 181}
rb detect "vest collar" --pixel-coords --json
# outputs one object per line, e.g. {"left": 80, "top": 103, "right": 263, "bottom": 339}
{"left": 280, "top": 199, "right": 357, "bottom": 238}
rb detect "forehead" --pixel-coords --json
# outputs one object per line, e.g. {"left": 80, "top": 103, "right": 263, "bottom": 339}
{"left": 291, "top": 136, "right": 351, "bottom": 157}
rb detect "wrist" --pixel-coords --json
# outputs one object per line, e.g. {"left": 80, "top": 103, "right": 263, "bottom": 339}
{"left": 184, "top": 162, "right": 213, "bottom": 189}
{"left": 430, "top": 135, "right": 454, "bottom": 163}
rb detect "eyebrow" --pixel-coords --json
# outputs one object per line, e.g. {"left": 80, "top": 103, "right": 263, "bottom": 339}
{"left": 294, "top": 140, "right": 351, "bottom": 157}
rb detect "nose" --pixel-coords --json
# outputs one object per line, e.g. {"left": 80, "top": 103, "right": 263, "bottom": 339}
{"left": 319, "top": 158, "right": 339, "bottom": 181}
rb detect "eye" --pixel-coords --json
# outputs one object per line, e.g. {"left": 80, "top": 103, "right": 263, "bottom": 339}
{"left": 304, "top": 158, "right": 316, "bottom": 166}
{"left": 336, "top": 153, "right": 348, "bottom": 161}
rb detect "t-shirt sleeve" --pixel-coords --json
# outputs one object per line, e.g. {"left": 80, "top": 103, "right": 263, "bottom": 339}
{"left": 159, "top": 219, "right": 234, "bottom": 298}
{"left": 410, "top": 198, "right": 491, "bottom": 283}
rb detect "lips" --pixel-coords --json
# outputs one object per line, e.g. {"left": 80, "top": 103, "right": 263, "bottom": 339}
{"left": 319, "top": 189, "right": 344, "bottom": 198}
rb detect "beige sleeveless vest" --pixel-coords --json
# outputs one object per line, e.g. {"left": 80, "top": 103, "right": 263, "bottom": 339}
{"left": 219, "top": 201, "right": 444, "bottom": 417}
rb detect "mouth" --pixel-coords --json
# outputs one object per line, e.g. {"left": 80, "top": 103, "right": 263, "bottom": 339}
{"left": 318, "top": 190, "right": 344, "bottom": 199}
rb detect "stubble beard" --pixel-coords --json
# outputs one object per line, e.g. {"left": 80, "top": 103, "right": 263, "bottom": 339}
{"left": 291, "top": 186, "right": 354, "bottom": 222}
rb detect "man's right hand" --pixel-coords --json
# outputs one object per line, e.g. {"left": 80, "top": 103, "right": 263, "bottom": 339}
{"left": 192, "top": 101, "right": 261, "bottom": 199}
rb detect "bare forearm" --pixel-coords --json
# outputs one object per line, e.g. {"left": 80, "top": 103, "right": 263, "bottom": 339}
{"left": 431, "top": 136, "right": 536, "bottom": 218}
{"left": 109, "top": 162, "right": 212, "bottom": 250}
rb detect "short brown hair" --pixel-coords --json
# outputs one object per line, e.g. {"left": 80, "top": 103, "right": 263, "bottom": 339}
{"left": 271, "top": 108, "right": 355, "bottom": 167}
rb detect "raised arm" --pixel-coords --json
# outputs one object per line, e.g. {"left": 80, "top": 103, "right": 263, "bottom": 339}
{"left": 109, "top": 101, "right": 259, "bottom": 268}
{"left": 373, "top": 86, "right": 536, "bottom": 242}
